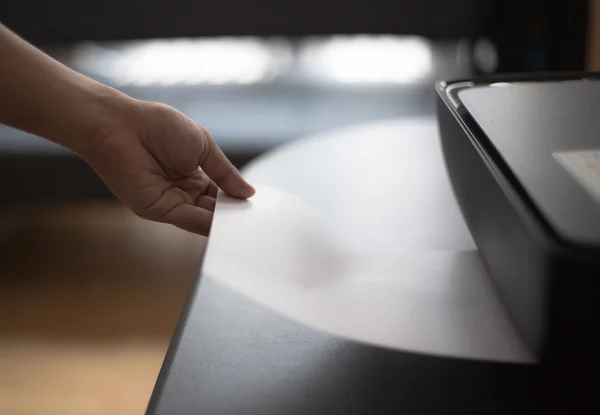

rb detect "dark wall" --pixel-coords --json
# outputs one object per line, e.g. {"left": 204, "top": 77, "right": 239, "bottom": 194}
{"left": 486, "top": 0, "right": 589, "bottom": 73}
{"left": 1, "top": 0, "right": 486, "bottom": 44}
{"left": 0, "top": 0, "right": 589, "bottom": 72}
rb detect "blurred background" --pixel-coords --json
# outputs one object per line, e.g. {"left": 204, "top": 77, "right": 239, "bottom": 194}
{"left": 0, "top": 0, "right": 598, "bottom": 413}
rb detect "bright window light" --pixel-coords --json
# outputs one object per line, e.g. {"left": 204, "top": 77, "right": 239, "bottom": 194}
{"left": 70, "top": 35, "right": 432, "bottom": 87}
{"left": 72, "top": 38, "right": 290, "bottom": 86}
{"left": 299, "top": 35, "right": 433, "bottom": 84}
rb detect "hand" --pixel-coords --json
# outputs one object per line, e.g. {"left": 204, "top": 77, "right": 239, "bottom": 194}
{"left": 0, "top": 23, "right": 253, "bottom": 235}
{"left": 84, "top": 99, "right": 255, "bottom": 235}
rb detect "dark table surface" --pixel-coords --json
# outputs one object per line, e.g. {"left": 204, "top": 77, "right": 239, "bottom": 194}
{"left": 146, "top": 276, "right": 546, "bottom": 415}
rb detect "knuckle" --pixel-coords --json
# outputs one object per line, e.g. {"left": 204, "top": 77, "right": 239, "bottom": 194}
{"left": 153, "top": 102, "right": 175, "bottom": 113}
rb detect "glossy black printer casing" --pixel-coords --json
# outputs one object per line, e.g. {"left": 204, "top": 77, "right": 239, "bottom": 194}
{"left": 437, "top": 73, "right": 600, "bottom": 384}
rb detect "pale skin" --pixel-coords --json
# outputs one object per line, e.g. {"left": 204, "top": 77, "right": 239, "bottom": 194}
{"left": 0, "top": 23, "right": 255, "bottom": 235}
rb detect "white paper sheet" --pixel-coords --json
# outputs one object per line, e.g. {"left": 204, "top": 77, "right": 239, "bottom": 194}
{"left": 203, "top": 186, "right": 535, "bottom": 364}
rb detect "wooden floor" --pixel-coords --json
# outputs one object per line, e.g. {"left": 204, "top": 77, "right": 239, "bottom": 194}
{"left": 0, "top": 203, "right": 207, "bottom": 415}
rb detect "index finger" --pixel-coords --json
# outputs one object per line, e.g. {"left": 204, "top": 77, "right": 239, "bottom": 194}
{"left": 198, "top": 128, "right": 255, "bottom": 199}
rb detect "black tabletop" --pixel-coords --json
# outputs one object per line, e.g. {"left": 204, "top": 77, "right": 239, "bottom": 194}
{"left": 146, "top": 274, "right": 549, "bottom": 415}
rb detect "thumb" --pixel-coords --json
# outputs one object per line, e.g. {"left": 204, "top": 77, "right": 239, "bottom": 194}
{"left": 199, "top": 129, "right": 255, "bottom": 199}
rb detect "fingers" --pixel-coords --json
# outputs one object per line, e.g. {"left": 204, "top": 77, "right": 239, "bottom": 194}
{"left": 206, "top": 180, "right": 219, "bottom": 198}
{"left": 151, "top": 175, "right": 216, "bottom": 235}
{"left": 175, "top": 170, "right": 218, "bottom": 203}
{"left": 162, "top": 203, "right": 214, "bottom": 236}
{"left": 198, "top": 129, "right": 255, "bottom": 199}
{"left": 196, "top": 195, "right": 216, "bottom": 211}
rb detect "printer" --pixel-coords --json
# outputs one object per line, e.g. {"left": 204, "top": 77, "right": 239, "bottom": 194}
{"left": 437, "top": 73, "right": 600, "bottom": 389}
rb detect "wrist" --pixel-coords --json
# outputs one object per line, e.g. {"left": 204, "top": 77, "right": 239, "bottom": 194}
{"left": 67, "top": 83, "right": 141, "bottom": 159}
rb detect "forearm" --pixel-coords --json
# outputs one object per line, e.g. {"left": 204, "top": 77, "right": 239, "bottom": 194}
{"left": 0, "top": 23, "right": 134, "bottom": 157}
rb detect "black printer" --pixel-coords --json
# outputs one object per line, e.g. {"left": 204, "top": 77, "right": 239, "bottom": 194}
{"left": 437, "top": 73, "right": 600, "bottom": 388}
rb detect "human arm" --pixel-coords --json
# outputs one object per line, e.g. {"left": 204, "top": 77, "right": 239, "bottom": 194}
{"left": 0, "top": 23, "right": 255, "bottom": 235}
